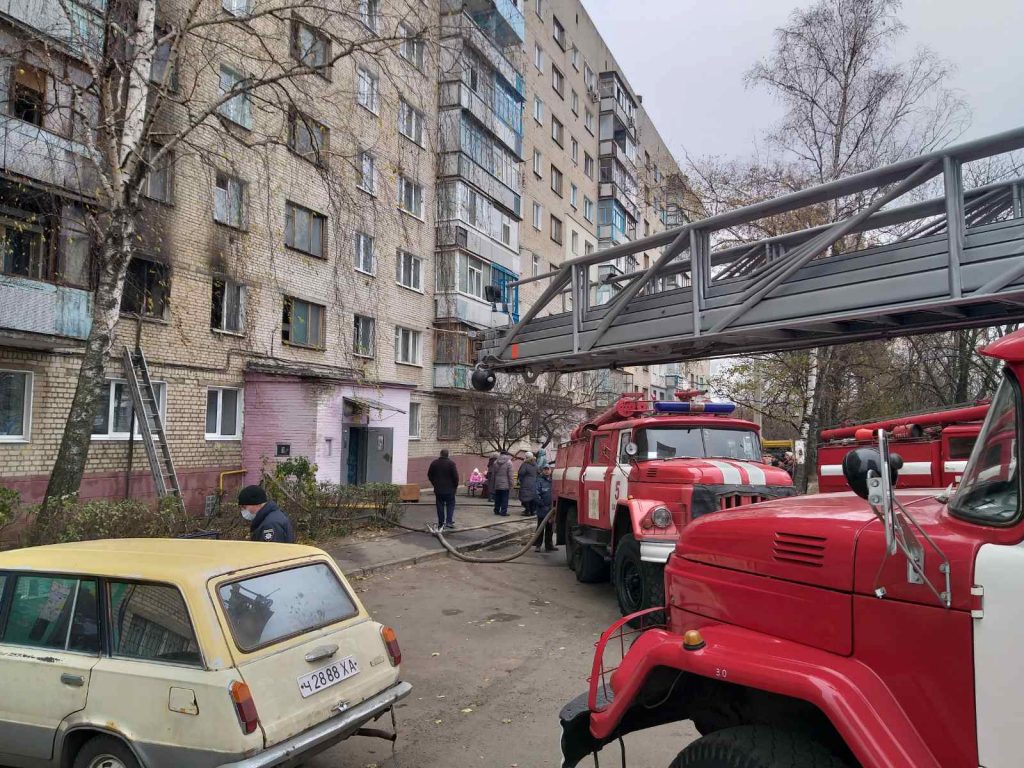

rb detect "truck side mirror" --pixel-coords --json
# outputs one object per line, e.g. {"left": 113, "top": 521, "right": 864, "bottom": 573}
{"left": 624, "top": 442, "right": 638, "bottom": 457}
{"left": 842, "top": 447, "right": 902, "bottom": 499}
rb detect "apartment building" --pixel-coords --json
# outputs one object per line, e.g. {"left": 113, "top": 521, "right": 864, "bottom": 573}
{"left": 0, "top": 0, "right": 440, "bottom": 507}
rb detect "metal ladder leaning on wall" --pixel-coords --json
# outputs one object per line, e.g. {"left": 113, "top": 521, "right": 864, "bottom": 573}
{"left": 121, "top": 345, "right": 183, "bottom": 507}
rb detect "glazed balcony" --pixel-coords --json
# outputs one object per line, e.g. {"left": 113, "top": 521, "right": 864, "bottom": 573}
{"left": 441, "top": 10, "right": 525, "bottom": 97}
{"left": 1, "top": 116, "right": 99, "bottom": 194}
{"left": 0, "top": 275, "right": 92, "bottom": 346}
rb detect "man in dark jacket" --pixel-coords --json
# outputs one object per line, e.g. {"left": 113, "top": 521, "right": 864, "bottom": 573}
{"left": 427, "top": 449, "right": 460, "bottom": 530}
{"left": 238, "top": 485, "right": 295, "bottom": 543}
{"left": 533, "top": 465, "right": 556, "bottom": 552}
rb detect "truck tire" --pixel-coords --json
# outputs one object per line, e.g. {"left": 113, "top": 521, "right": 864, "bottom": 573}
{"left": 670, "top": 725, "right": 849, "bottom": 768}
{"left": 613, "top": 533, "right": 665, "bottom": 622}
{"left": 567, "top": 506, "right": 609, "bottom": 583}
{"left": 73, "top": 735, "right": 142, "bottom": 768}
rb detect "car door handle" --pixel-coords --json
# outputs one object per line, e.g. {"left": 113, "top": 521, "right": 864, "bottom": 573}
{"left": 61, "top": 673, "right": 85, "bottom": 687}
{"left": 305, "top": 645, "right": 339, "bottom": 663}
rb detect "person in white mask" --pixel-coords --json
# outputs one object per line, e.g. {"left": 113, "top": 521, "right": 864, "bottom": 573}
{"left": 237, "top": 485, "right": 295, "bottom": 543}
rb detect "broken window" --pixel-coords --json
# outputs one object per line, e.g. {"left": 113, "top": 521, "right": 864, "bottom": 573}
{"left": 11, "top": 64, "right": 46, "bottom": 127}
{"left": 214, "top": 171, "right": 245, "bottom": 228}
{"left": 142, "top": 143, "right": 173, "bottom": 203}
{"left": 121, "top": 257, "right": 170, "bottom": 319}
{"left": 0, "top": 216, "right": 48, "bottom": 280}
{"left": 290, "top": 18, "right": 331, "bottom": 76}
{"left": 211, "top": 278, "right": 245, "bottom": 333}
{"left": 288, "top": 110, "right": 329, "bottom": 163}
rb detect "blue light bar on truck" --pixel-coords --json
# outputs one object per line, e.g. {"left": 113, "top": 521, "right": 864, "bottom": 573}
{"left": 653, "top": 401, "right": 737, "bottom": 415}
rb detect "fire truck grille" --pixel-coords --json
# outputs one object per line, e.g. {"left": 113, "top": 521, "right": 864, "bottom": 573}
{"left": 718, "top": 494, "right": 764, "bottom": 509}
{"left": 772, "top": 531, "right": 827, "bottom": 567}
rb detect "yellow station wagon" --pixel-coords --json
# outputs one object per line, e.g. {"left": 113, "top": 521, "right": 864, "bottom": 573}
{"left": 0, "top": 539, "right": 411, "bottom": 768}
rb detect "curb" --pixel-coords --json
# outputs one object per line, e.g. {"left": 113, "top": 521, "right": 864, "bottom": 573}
{"left": 342, "top": 522, "right": 533, "bottom": 579}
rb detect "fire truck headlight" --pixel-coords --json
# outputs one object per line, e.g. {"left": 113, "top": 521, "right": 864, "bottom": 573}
{"left": 651, "top": 506, "right": 673, "bottom": 528}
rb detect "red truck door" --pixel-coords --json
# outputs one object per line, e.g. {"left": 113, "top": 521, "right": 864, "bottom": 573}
{"left": 582, "top": 434, "right": 611, "bottom": 526}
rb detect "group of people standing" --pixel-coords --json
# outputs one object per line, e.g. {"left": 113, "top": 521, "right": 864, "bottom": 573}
{"left": 427, "top": 447, "right": 556, "bottom": 553}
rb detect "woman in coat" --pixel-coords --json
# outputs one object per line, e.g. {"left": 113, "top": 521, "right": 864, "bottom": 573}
{"left": 517, "top": 452, "right": 540, "bottom": 517}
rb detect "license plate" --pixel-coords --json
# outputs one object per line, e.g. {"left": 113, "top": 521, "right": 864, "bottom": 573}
{"left": 297, "top": 656, "right": 360, "bottom": 698}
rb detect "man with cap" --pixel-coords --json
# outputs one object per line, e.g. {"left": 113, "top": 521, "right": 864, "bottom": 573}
{"left": 237, "top": 485, "right": 296, "bottom": 543}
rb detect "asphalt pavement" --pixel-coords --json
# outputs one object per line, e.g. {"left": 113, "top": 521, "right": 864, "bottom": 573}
{"left": 312, "top": 541, "right": 698, "bottom": 768}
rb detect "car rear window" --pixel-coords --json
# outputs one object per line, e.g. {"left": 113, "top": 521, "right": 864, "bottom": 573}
{"left": 218, "top": 563, "right": 358, "bottom": 652}
{"left": 1, "top": 575, "right": 100, "bottom": 654}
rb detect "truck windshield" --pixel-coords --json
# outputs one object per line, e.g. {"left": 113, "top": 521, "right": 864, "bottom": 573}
{"left": 950, "top": 374, "right": 1020, "bottom": 525}
{"left": 635, "top": 427, "right": 761, "bottom": 462}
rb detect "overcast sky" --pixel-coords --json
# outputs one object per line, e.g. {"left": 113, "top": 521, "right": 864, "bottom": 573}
{"left": 583, "top": 0, "right": 1024, "bottom": 162}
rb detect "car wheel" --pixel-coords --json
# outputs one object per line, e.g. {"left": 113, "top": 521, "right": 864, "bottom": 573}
{"left": 566, "top": 505, "right": 609, "bottom": 583}
{"left": 73, "top": 735, "right": 141, "bottom": 768}
{"left": 565, "top": 504, "right": 580, "bottom": 569}
{"left": 613, "top": 534, "right": 665, "bottom": 623}
{"left": 670, "top": 725, "right": 849, "bottom": 768}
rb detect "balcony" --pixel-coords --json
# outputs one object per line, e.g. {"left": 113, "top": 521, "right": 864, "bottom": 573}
{"left": 436, "top": 222, "right": 519, "bottom": 273}
{"left": 1, "top": 0, "right": 105, "bottom": 58}
{"left": 442, "top": 11, "right": 524, "bottom": 97}
{"left": 461, "top": 0, "right": 525, "bottom": 46}
{"left": 1, "top": 117, "right": 99, "bottom": 194}
{"left": 438, "top": 151, "right": 522, "bottom": 218}
{"left": 0, "top": 275, "right": 92, "bottom": 345}
{"left": 599, "top": 182, "right": 640, "bottom": 221}
{"left": 435, "top": 293, "right": 497, "bottom": 328}
{"left": 599, "top": 138, "right": 638, "bottom": 173}
{"left": 440, "top": 82, "right": 523, "bottom": 158}
{"left": 600, "top": 98, "right": 637, "bottom": 140}
{"left": 433, "top": 363, "right": 474, "bottom": 390}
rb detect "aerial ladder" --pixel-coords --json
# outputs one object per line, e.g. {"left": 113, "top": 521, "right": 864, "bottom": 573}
{"left": 474, "top": 126, "right": 1024, "bottom": 387}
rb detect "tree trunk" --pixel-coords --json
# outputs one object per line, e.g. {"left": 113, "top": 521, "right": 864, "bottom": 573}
{"left": 45, "top": 216, "right": 136, "bottom": 504}
{"left": 794, "top": 348, "right": 821, "bottom": 493}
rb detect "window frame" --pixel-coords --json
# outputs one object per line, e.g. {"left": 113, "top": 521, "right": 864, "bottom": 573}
{"left": 408, "top": 402, "right": 421, "bottom": 440}
{"left": 398, "top": 23, "right": 425, "bottom": 70}
{"left": 218, "top": 65, "right": 252, "bottom": 129}
{"left": 288, "top": 110, "right": 330, "bottom": 164}
{"left": 438, "top": 404, "right": 461, "bottom": 440}
{"left": 284, "top": 201, "right": 327, "bottom": 258}
{"left": 142, "top": 143, "right": 174, "bottom": 203}
{"left": 550, "top": 164, "right": 563, "bottom": 197}
{"left": 356, "top": 67, "right": 380, "bottom": 114}
{"left": 213, "top": 171, "right": 246, "bottom": 229}
{"left": 282, "top": 296, "right": 326, "bottom": 349}
{"left": 205, "top": 386, "right": 243, "bottom": 440}
{"left": 550, "top": 214, "right": 563, "bottom": 244}
{"left": 120, "top": 257, "right": 170, "bottom": 320}
{"left": 551, "top": 116, "right": 564, "bottom": 147}
{"left": 394, "top": 326, "right": 422, "bottom": 366}
{"left": 354, "top": 231, "right": 376, "bottom": 275}
{"left": 532, "top": 202, "right": 542, "bottom": 231}
{"left": 91, "top": 378, "right": 167, "bottom": 441}
{"left": 210, "top": 278, "right": 246, "bottom": 335}
{"left": 551, "top": 65, "right": 564, "bottom": 97}
{"left": 398, "top": 98, "right": 425, "bottom": 146}
{"left": 552, "top": 16, "right": 566, "bottom": 49}
{"left": 0, "top": 370, "right": 32, "bottom": 443}
{"left": 290, "top": 16, "right": 332, "bottom": 78}
{"left": 398, "top": 176, "right": 424, "bottom": 219}
{"left": 357, "top": 150, "right": 376, "bottom": 194}
{"left": 396, "top": 249, "right": 423, "bottom": 292}
{"left": 104, "top": 579, "right": 205, "bottom": 668}
{"left": 353, "top": 314, "right": 376, "bottom": 359}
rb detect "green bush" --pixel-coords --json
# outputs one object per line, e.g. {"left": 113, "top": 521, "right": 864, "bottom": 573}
{"left": 0, "top": 486, "right": 19, "bottom": 530}
{"left": 26, "top": 495, "right": 193, "bottom": 545}
{"left": 261, "top": 474, "right": 403, "bottom": 541}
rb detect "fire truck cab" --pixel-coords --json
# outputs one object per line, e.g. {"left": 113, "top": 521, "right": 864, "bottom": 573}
{"left": 552, "top": 392, "right": 795, "bottom": 617}
{"left": 818, "top": 403, "right": 988, "bottom": 492}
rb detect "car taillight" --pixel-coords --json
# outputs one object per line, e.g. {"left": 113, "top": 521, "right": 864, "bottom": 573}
{"left": 229, "top": 680, "right": 260, "bottom": 735}
{"left": 381, "top": 626, "right": 402, "bottom": 667}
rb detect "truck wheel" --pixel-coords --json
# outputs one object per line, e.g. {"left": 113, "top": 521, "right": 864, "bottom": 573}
{"left": 613, "top": 534, "right": 665, "bottom": 622}
{"left": 567, "top": 507, "right": 609, "bottom": 583}
{"left": 670, "top": 725, "right": 849, "bottom": 768}
{"left": 73, "top": 735, "right": 142, "bottom": 768}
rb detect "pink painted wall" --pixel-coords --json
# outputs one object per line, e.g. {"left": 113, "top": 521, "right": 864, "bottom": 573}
{"left": 242, "top": 373, "right": 317, "bottom": 484}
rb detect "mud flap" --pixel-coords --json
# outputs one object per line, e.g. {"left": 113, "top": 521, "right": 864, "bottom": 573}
{"left": 559, "top": 691, "right": 600, "bottom": 768}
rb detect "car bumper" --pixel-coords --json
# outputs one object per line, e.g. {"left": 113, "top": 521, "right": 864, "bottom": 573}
{"left": 216, "top": 680, "right": 412, "bottom": 768}
{"left": 639, "top": 539, "right": 674, "bottom": 563}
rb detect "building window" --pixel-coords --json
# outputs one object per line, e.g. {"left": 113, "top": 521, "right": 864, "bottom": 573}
{"left": 213, "top": 171, "right": 245, "bottom": 228}
{"left": 398, "top": 98, "right": 425, "bottom": 145}
{"left": 398, "top": 176, "right": 424, "bottom": 218}
{"left": 571, "top": 89, "right": 579, "bottom": 115}
{"left": 354, "top": 231, "right": 375, "bottom": 274}
{"left": 282, "top": 296, "right": 325, "bottom": 348}
{"left": 222, "top": 0, "right": 249, "bottom": 15}
{"left": 121, "top": 258, "right": 169, "bottom": 319}
{"left": 584, "top": 153, "right": 595, "bottom": 178}
{"left": 284, "top": 202, "right": 326, "bottom": 257}
{"left": 92, "top": 379, "right": 166, "bottom": 440}
{"left": 142, "top": 143, "right": 173, "bottom": 203}
{"left": 408, "top": 402, "right": 421, "bottom": 439}
{"left": 11, "top": 63, "right": 45, "bottom": 127}
{"left": 585, "top": 241, "right": 595, "bottom": 255}
{"left": 534, "top": 43, "right": 544, "bottom": 72}
{"left": 395, "top": 326, "right": 421, "bottom": 365}
{"left": 570, "top": 183, "right": 578, "bottom": 208}
{"left": 357, "top": 67, "right": 379, "bottom": 113}
{"left": 551, "top": 116, "right": 564, "bottom": 146}
{"left": 532, "top": 202, "right": 542, "bottom": 230}
{"left": 532, "top": 253, "right": 540, "bottom": 276}
{"left": 585, "top": 108, "right": 594, "bottom": 134}
{"left": 1, "top": 216, "right": 48, "bottom": 280}
{"left": 211, "top": 278, "right": 245, "bottom": 333}
{"left": 396, "top": 249, "right": 422, "bottom": 291}
{"left": 288, "top": 111, "right": 329, "bottom": 163}
{"left": 550, "top": 165, "right": 563, "bottom": 196}
{"left": 0, "top": 371, "right": 31, "bottom": 442}
{"left": 571, "top": 136, "right": 579, "bottom": 163}
{"left": 571, "top": 229, "right": 579, "bottom": 255}
{"left": 438, "top": 404, "right": 460, "bottom": 440}
{"left": 151, "top": 28, "right": 178, "bottom": 90}
{"left": 501, "top": 218, "right": 512, "bottom": 245}
{"left": 353, "top": 314, "right": 375, "bottom": 357}
{"left": 583, "top": 196, "right": 594, "bottom": 222}
{"left": 552, "top": 16, "right": 566, "bottom": 48}
{"left": 218, "top": 65, "right": 251, "bottom": 129}
{"left": 359, "top": 0, "right": 380, "bottom": 32}
{"left": 571, "top": 45, "right": 579, "bottom": 70}
{"left": 584, "top": 63, "right": 596, "bottom": 92}
{"left": 532, "top": 148, "right": 542, "bottom": 177}
{"left": 399, "top": 23, "right": 425, "bottom": 69}
{"left": 551, "top": 65, "right": 564, "bottom": 97}
{"left": 550, "top": 214, "right": 563, "bottom": 244}
{"left": 357, "top": 150, "right": 376, "bottom": 194}
{"left": 533, "top": 96, "right": 543, "bottom": 124}
{"left": 290, "top": 18, "right": 331, "bottom": 76}
{"left": 206, "top": 387, "right": 242, "bottom": 439}
{"left": 459, "top": 253, "right": 484, "bottom": 298}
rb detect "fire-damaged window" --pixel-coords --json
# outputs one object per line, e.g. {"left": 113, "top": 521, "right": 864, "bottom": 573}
{"left": 282, "top": 296, "right": 325, "bottom": 349}
{"left": 1, "top": 215, "right": 48, "bottom": 280}
{"left": 211, "top": 278, "right": 245, "bottom": 333}
{"left": 10, "top": 63, "right": 46, "bottom": 127}
{"left": 120, "top": 258, "right": 170, "bottom": 319}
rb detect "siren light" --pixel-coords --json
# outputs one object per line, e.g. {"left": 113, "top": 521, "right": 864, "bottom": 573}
{"left": 653, "top": 401, "right": 736, "bottom": 415}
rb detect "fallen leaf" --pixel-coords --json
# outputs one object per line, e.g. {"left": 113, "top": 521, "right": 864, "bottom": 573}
{"left": 461, "top": 707, "right": 474, "bottom": 713}
{"left": 431, "top": 652, "right": 440, "bottom": 657}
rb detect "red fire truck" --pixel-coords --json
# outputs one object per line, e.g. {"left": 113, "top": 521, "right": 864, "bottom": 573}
{"left": 817, "top": 402, "right": 989, "bottom": 492}
{"left": 552, "top": 392, "right": 794, "bottom": 617}
{"left": 558, "top": 329, "right": 1024, "bottom": 768}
